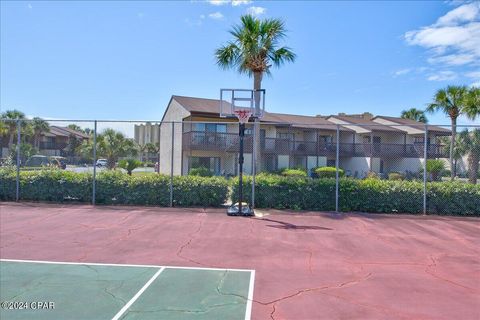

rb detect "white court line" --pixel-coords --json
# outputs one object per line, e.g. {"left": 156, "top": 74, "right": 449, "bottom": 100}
{"left": 111, "top": 267, "right": 164, "bottom": 320}
{"left": 1, "top": 258, "right": 256, "bottom": 320}
{"left": 0, "top": 259, "right": 254, "bottom": 273}
{"left": 244, "top": 269, "right": 256, "bottom": 320}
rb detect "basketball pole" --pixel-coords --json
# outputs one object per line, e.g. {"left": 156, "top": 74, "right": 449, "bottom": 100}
{"left": 238, "top": 121, "right": 245, "bottom": 214}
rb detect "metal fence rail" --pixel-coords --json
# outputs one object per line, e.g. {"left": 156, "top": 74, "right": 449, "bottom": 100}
{"left": 0, "top": 118, "right": 478, "bottom": 214}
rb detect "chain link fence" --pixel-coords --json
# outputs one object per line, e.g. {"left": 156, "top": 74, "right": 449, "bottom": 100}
{"left": 1, "top": 118, "right": 479, "bottom": 215}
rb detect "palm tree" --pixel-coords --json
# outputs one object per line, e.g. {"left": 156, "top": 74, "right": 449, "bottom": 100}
{"left": 97, "top": 129, "right": 137, "bottom": 169}
{"left": 68, "top": 124, "right": 83, "bottom": 132}
{"left": 145, "top": 142, "right": 159, "bottom": 161}
{"left": 464, "top": 87, "right": 479, "bottom": 120}
{"left": 31, "top": 117, "right": 50, "bottom": 149}
{"left": 118, "top": 159, "right": 143, "bottom": 176}
{"left": 426, "top": 86, "right": 471, "bottom": 180}
{"left": 215, "top": 14, "right": 296, "bottom": 171}
{"left": 136, "top": 143, "right": 148, "bottom": 162}
{"left": 1, "top": 110, "right": 26, "bottom": 148}
{"left": 440, "top": 134, "right": 467, "bottom": 177}
{"left": 401, "top": 108, "right": 428, "bottom": 123}
{"left": 458, "top": 129, "right": 480, "bottom": 184}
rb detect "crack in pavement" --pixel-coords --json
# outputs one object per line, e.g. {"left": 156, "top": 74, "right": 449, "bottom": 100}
{"left": 424, "top": 254, "right": 478, "bottom": 293}
{"left": 216, "top": 269, "right": 373, "bottom": 318}
{"left": 176, "top": 212, "right": 210, "bottom": 267}
{"left": 270, "top": 303, "right": 276, "bottom": 320}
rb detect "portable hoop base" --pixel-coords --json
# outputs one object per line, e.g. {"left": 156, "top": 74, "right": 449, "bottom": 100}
{"left": 227, "top": 202, "right": 254, "bottom": 216}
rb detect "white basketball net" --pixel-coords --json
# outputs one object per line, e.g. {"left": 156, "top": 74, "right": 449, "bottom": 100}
{"left": 234, "top": 109, "right": 252, "bottom": 124}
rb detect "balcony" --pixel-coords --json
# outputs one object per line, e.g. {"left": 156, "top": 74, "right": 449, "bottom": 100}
{"left": 182, "top": 131, "right": 252, "bottom": 153}
{"left": 39, "top": 142, "right": 67, "bottom": 150}
{"left": 182, "top": 132, "right": 448, "bottom": 158}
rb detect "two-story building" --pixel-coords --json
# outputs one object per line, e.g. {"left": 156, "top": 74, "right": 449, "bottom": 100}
{"left": 156, "top": 95, "right": 451, "bottom": 177}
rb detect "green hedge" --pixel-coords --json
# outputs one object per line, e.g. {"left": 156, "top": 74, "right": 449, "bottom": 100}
{"left": 0, "top": 169, "right": 229, "bottom": 207}
{"left": 231, "top": 175, "right": 480, "bottom": 215}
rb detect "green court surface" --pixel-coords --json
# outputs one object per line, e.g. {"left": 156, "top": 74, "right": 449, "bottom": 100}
{"left": 0, "top": 260, "right": 254, "bottom": 320}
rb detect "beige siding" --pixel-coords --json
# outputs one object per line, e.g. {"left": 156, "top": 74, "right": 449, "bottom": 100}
{"left": 159, "top": 99, "right": 190, "bottom": 175}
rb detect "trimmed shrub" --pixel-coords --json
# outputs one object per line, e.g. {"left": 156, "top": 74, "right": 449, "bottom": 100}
{"left": 0, "top": 168, "right": 228, "bottom": 207}
{"left": 231, "top": 174, "right": 480, "bottom": 215}
{"left": 388, "top": 172, "right": 404, "bottom": 181}
{"left": 314, "top": 166, "right": 345, "bottom": 178}
{"left": 281, "top": 168, "right": 308, "bottom": 177}
{"left": 188, "top": 167, "right": 213, "bottom": 177}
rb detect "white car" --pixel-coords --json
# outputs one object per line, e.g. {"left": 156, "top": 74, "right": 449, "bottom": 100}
{"left": 96, "top": 159, "right": 108, "bottom": 167}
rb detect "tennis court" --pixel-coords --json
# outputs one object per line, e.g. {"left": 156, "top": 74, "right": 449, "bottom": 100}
{"left": 1, "top": 203, "right": 479, "bottom": 319}
{"left": 0, "top": 260, "right": 254, "bottom": 320}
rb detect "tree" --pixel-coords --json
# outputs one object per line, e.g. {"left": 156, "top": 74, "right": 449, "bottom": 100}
{"left": 31, "top": 117, "right": 50, "bottom": 149}
{"left": 1, "top": 110, "right": 26, "bottom": 148}
{"left": 426, "top": 86, "right": 471, "bottom": 180}
{"left": 64, "top": 133, "right": 81, "bottom": 157}
{"left": 118, "top": 159, "right": 143, "bottom": 175}
{"left": 68, "top": 124, "right": 83, "bottom": 132}
{"left": 97, "top": 129, "right": 137, "bottom": 169}
{"left": 425, "top": 159, "right": 446, "bottom": 181}
{"left": 401, "top": 108, "right": 428, "bottom": 123}
{"left": 215, "top": 14, "right": 296, "bottom": 171}
{"left": 136, "top": 143, "right": 148, "bottom": 162}
{"left": 440, "top": 134, "right": 467, "bottom": 177}
{"left": 464, "top": 86, "right": 479, "bottom": 120}
{"left": 145, "top": 142, "right": 160, "bottom": 161}
{"left": 458, "top": 129, "right": 480, "bottom": 184}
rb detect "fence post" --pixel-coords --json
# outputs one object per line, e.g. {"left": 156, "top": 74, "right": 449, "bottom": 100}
{"left": 423, "top": 124, "right": 428, "bottom": 215}
{"left": 16, "top": 119, "right": 21, "bottom": 202}
{"left": 92, "top": 120, "right": 97, "bottom": 205}
{"left": 170, "top": 122, "right": 174, "bottom": 207}
{"left": 251, "top": 122, "right": 256, "bottom": 209}
{"left": 335, "top": 124, "right": 340, "bottom": 213}
{"left": 157, "top": 122, "right": 161, "bottom": 173}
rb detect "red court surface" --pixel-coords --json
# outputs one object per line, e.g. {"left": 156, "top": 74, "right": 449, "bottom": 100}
{"left": 1, "top": 202, "right": 479, "bottom": 320}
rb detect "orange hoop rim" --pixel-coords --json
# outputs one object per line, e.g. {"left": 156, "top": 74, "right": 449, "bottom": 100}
{"left": 233, "top": 109, "right": 253, "bottom": 124}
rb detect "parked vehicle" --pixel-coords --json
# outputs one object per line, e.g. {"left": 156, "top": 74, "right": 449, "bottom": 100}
{"left": 25, "top": 155, "right": 50, "bottom": 167}
{"left": 49, "top": 156, "right": 67, "bottom": 169}
{"left": 96, "top": 159, "right": 108, "bottom": 167}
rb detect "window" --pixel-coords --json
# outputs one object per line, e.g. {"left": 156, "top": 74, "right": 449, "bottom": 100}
{"left": 319, "top": 135, "right": 333, "bottom": 144}
{"left": 277, "top": 132, "right": 294, "bottom": 140}
{"left": 327, "top": 159, "right": 336, "bottom": 167}
{"left": 189, "top": 157, "right": 221, "bottom": 175}
{"left": 193, "top": 123, "right": 227, "bottom": 133}
{"left": 263, "top": 155, "right": 277, "bottom": 172}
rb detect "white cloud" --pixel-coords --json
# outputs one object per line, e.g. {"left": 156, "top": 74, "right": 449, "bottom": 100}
{"left": 393, "top": 68, "right": 412, "bottom": 77}
{"left": 465, "top": 70, "right": 480, "bottom": 87}
{"left": 404, "top": 3, "right": 480, "bottom": 68}
{"left": 427, "top": 70, "right": 457, "bottom": 81}
{"left": 246, "top": 6, "right": 266, "bottom": 16}
{"left": 436, "top": 2, "right": 479, "bottom": 26}
{"left": 208, "top": 12, "right": 224, "bottom": 20}
{"left": 427, "top": 53, "right": 476, "bottom": 65}
{"left": 232, "top": 0, "right": 252, "bottom": 6}
{"left": 209, "top": 0, "right": 229, "bottom": 5}
{"left": 208, "top": 0, "right": 251, "bottom": 6}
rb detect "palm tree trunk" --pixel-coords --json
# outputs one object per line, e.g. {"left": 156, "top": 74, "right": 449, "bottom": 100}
{"left": 450, "top": 117, "right": 456, "bottom": 181}
{"left": 468, "top": 153, "right": 478, "bottom": 184}
{"left": 253, "top": 71, "right": 263, "bottom": 174}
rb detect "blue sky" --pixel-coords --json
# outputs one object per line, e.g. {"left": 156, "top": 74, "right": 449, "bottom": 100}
{"left": 1, "top": 0, "right": 479, "bottom": 127}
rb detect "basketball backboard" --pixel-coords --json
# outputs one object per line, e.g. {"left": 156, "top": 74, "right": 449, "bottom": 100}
{"left": 219, "top": 89, "right": 265, "bottom": 119}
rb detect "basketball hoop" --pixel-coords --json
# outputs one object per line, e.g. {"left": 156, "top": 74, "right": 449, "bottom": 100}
{"left": 234, "top": 109, "right": 252, "bottom": 124}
